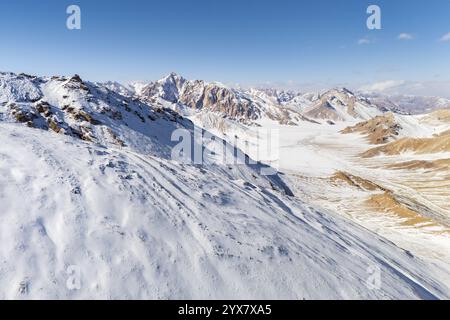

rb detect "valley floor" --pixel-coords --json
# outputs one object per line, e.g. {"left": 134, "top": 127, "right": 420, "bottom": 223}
{"left": 225, "top": 120, "right": 450, "bottom": 277}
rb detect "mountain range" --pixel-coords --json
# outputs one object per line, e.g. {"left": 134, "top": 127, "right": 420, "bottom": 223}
{"left": 0, "top": 71, "right": 449, "bottom": 299}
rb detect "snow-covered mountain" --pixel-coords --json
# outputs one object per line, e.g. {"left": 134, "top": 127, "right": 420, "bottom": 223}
{"left": 135, "top": 74, "right": 433, "bottom": 128}
{"left": 0, "top": 72, "right": 292, "bottom": 194}
{"left": 360, "top": 92, "right": 450, "bottom": 115}
{"left": 99, "top": 81, "right": 134, "bottom": 97}
{"left": 1, "top": 71, "right": 450, "bottom": 299}
{"left": 340, "top": 109, "right": 447, "bottom": 145}
{"left": 137, "top": 73, "right": 317, "bottom": 126}
{"left": 3, "top": 120, "right": 450, "bottom": 299}
{"left": 301, "top": 88, "right": 383, "bottom": 123}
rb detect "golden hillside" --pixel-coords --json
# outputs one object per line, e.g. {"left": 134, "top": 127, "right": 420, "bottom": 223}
{"left": 341, "top": 113, "right": 401, "bottom": 144}
{"left": 362, "top": 130, "right": 450, "bottom": 157}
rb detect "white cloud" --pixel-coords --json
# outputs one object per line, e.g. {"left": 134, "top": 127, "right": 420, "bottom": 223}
{"left": 439, "top": 32, "right": 450, "bottom": 42}
{"left": 358, "top": 38, "right": 371, "bottom": 45}
{"left": 359, "top": 80, "right": 450, "bottom": 98}
{"left": 398, "top": 33, "right": 414, "bottom": 40}
{"left": 359, "top": 80, "right": 406, "bottom": 92}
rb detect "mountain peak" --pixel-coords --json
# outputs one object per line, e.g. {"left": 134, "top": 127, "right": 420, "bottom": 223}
{"left": 161, "top": 72, "right": 185, "bottom": 83}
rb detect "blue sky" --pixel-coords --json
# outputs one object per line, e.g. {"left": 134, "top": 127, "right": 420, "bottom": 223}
{"left": 1, "top": 0, "right": 450, "bottom": 94}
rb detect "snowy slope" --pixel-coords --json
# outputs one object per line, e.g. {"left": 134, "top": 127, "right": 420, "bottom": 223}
{"left": 1, "top": 122, "right": 450, "bottom": 299}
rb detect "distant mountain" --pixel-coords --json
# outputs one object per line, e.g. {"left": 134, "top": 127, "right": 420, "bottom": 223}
{"left": 89, "top": 73, "right": 450, "bottom": 130}
{"left": 134, "top": 74, "right": 449, "bottom": 128}
{"left": 1, "top": 71, "right": 449, "bottom": 299}
{"left": 359, "top": 92, "right": 450, "bottom": 115}
{"left": 301, "top": 88, "right": 383, "bottom": 123}
{"left": 137, "top": 73, "right": 315, "bottom": 126}
{"left": 0, "top": 71, "right": 293, "bottom": 194}
{"left": 94, "top": 73, "right": 450, "bottom": 127}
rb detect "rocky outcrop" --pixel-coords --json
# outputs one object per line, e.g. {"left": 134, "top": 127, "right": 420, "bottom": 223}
{"left": 341, "top": 113, "right": 402, "bottom": 144}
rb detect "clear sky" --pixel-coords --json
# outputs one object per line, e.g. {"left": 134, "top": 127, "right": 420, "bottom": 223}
{"left": 1, "top": 0, "right": 450, "bottom": 94}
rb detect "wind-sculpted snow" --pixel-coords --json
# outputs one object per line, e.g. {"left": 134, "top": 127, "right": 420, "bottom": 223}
{"left": 1, "top": 123, "right": 449, "bottom": 299}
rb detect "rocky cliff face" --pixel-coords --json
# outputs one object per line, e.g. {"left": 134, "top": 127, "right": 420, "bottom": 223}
{"left": 140, "top": 74, "right": 262, "bottom": 123}
{"left": 138, "top": 73, "right": 319, "bottom": 126}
